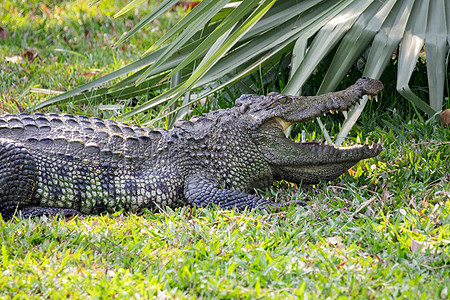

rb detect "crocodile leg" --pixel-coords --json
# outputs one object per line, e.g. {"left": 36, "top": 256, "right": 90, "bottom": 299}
{"left": 15, "top": 206, "right": 83, "bottom": 219}
{"left": 0, "top": 139, "right": 36, "bottom": 220}
{"left": 184, "top": 173, "right": 306, "bottom": 211}
{"left": 0, "top": 139, "right": 82, "bottom": 221}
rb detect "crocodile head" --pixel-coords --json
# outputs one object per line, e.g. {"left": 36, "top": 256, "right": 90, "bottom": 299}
{"left": 236, "top": 77, "right": 384, "bottom": 184}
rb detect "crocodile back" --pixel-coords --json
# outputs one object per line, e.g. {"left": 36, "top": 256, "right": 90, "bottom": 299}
{"left": 0, "top": 113, "right": 163, "bottom": 160}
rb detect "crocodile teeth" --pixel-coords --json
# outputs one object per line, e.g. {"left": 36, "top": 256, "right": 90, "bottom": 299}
{"left": 356, "top": 136, "right": 361, "bottom": 144}
{"left": 368, "top": 95, "right": 378, "bottom": 102}
{"left": 365, "top": 137, "right": 369, "bottom": 145}
{"left": 342, "top": 111, "right": 348, "bottom": 119}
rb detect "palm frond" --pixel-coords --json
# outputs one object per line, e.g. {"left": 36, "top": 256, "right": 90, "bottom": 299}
{"left": 38, "top": 0, "right": 449, "bottom": 141}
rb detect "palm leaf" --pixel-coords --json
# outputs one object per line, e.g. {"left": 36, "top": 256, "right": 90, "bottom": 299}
{"left": 396, "top": 0, "right": 434, "bottom": 116}
{"left": 424, "top": 0, "right": 447, "bottom": 112}
{"left": 38, "top": 0, "right": 449, "bottom": 141}
{"left": 120, "top": 0, "right": 279, "bottom": 120}
{"left": 335, "top": 0, "right": 415, "bottom": 145}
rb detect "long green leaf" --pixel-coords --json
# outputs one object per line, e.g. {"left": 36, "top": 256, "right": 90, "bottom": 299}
{"left": 148, "top": 0, "right": 229, "bottom": 51}
{"left": 36, "top": 0, "right": 447, "bottom": 134}
{"left": 288, "top": 37, "right": 307, "bottom": 94}
{"left": 145, "top": 0, "right": 350, "bottom": 122}
{"left": 113, "top": 0, "right": 179, "bottom": 48}
{"left": 397, "top": 0, "right": 435, "bottom": 116}
{"left": 136, "top": 0, "right": 230, "bottom": 84}
{"left": 283, "top": 0, "right": 372, "bottom": 96}
{"left": 241, "top": 0, "right": 322, "bottom": 41}
{"left": 139, "top": 0, "right": 343, "bottom": 90}
{"left": 167, "top": 69, "right": 184, "bottom": 127}
{"left": 365, "top": 0, "right": 414, "bottom": 78}
{"left": 35, "top": 38, "right": 206, "bottom": 109}
{"left": 111, "top": 39, "right": 205, "bottom": 90}
{"left": 114, "top": 0, "right": 149, "bottom": 18}
{"left": 33, "top": 45, "right": 169, "bottom": 109}
{"left": 165, "top": 0, "right": 262, "bottom": 79}
{"left": 119, "top": 25, "right": 236, "bottom": 123}
{"left": 447, "top": 0, "right": 450, "bottom": 46}
{"left": 156, "top": 24, "right": 243, "bottom": 122}
{"left": 336, "top": 0, "right": 415, "bottom": 146}
{"left": 39, "top": 0, "right": 346, "bottom": 114}
{"left": 196, "top": 0, "right": 351, "bottom": 88}
{"left": 68, "top": 74, "right": 168, "bottom": 104}
{"left": 318, "top": 0, "right": 397, "bottom": 94}
{"left": 162, "top": 0, "right": 278, "bottom": 109}
{"left": 146, "top": 44, "right": 294, "bottom": 126}
{"left": 120, "top": 0, "right": 278, "bottom": 120}
{"left": 424, "top": 0, "right": 447, "bottom": 112}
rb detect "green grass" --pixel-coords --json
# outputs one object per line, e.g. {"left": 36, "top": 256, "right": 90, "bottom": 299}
{"left": 0, "top": 0, "right": 180, "bottom": 118}
{"left": 1, "top": 0, "right": 450, "bottom": 299}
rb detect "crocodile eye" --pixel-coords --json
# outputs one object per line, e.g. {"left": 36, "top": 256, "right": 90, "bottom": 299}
{"left": 277, "top": 96, "right": 290, "bottom": 104}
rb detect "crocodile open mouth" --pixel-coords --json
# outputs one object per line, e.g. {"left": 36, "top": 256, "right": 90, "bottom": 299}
{"left": 247, "top": 77, "right": 383, "bottom": 184}
{"left": 260, "top": 93, "right": 383, "bottom": 184}
{"left": 274, "top": 93, "right": 382, "bottom": 155}
{"left": 267, "top": 135, "right": 382, "bottom": 184}
{"left": 287, "top": 136, "right": 383, "bottom": 164}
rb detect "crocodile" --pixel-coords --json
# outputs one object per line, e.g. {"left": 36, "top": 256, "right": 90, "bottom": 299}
{"left": 0, "top": 77, "right": 383, "bottom": 221}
